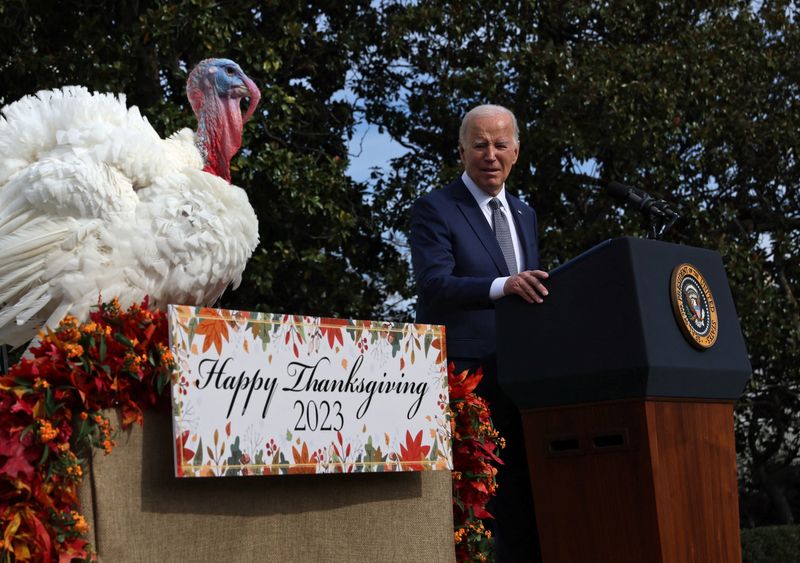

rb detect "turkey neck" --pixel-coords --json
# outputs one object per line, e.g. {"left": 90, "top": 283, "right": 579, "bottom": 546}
{"left": 195, "top": 94, "right": 243, "bottom": 183}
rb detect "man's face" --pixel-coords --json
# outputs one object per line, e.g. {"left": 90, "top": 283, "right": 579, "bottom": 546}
{"left": 459, "top": 112, "right": 519, "bottom": 196}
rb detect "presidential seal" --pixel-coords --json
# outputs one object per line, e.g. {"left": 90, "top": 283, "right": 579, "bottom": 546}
{"left": 670, "top": 263, "right": 718, "bottom": 349}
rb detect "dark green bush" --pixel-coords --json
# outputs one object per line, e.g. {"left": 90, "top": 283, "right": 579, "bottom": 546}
{"left": 741, "top": 525, "right": 800, "bottom": 563}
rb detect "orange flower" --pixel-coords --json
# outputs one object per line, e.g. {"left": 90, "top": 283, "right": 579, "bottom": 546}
{"left": 101, "top": 439, "right": 115, "bottom": 455}
{"left": 65, "top": 343, "right": 84, "bottom": 358}
{"left": 38, "top": 419, "right": 58, "bottom": 442}
{"left": 71, "top": 512, "right": 89, "bottom": 535}
{"left": 157, "top": 344, "right": 174, "bottom": 364}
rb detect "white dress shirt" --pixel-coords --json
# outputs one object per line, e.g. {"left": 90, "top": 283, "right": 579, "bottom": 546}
{"left": 461, "top": 172, "right": 523, "bottom": 300}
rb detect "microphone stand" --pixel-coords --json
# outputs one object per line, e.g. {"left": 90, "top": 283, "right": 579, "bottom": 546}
{"left": 629, "top": 189, "right": 679, "bottom": 239}
{"left": 575, "top": 174, "right": 681, "bottom": 240}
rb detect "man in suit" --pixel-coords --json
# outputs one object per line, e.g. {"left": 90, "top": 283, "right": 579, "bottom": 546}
{"left": 409, "top": 104, "right": 548, "bottom": 561}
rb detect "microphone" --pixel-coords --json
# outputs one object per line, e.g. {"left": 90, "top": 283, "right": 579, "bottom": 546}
{"left": 573, "top": 174, "right": 681, "bottom": 237}
{"left": 606, "top": 181, "right": 679, "bottom": 221}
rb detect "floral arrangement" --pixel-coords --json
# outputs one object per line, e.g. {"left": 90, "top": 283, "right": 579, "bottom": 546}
{"left": 0, "top": 298, "right": 174, "bottom": 562}
{"left": 0, "top": 299, "right": 501, "bottom": 562}
{"left": 449, "top": 363, "right": 505, "bottom": 562}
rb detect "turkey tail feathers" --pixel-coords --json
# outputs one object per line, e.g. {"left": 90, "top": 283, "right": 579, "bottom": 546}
{"left": 0, "top": 78, "right": 258, "bottom": 348}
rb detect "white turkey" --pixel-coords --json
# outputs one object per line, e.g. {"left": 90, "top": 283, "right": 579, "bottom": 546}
{"left": 0, "top": 58, "right": 261, "bottom": 347}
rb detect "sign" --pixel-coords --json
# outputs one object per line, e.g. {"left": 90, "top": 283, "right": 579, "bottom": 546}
{"left": 168, "top": 306, "right": 452, "bottom": 477}
{"left": 670, "top": 263, "right": 719, "bottom": 349}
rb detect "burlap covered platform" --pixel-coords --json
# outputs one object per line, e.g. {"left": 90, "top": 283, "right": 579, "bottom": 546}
{"left": 79, "top": 410, "right": 455, "bottom": 562}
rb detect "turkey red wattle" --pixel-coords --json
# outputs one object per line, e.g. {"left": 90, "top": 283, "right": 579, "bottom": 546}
{"left": 187, "top": 59, "right": 260, "bottom": 183}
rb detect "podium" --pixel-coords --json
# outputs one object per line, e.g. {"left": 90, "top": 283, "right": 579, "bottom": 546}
{"left": 496, "top": 237, "right": 752, "bottom": 563}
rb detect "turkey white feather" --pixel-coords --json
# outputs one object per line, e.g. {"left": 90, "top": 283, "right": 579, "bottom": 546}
{"left": 0, "top": 58, "right": 261, "bottom": 347}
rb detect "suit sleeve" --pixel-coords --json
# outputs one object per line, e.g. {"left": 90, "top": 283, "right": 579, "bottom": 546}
{"left": 409, "top": 196, "right": 495, "bottom": 308}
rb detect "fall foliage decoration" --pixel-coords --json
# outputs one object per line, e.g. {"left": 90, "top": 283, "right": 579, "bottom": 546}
{"left": 449, "top": 363, "right": 505, "bottom": 561}
{"left": 1, "top": 300, "right": 501, "bottom": 561}
{"left": 0, "top": 298, "right": 174, "bottom": 561}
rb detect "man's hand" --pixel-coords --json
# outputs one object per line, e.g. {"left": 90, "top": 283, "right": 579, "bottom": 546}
{"left": 503, "top": 270, "right": 549, "bottom": 304}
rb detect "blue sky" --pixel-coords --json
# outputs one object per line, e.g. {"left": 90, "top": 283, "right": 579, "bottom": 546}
{"left": 346, "top": 121, "right": 407, "bottom": 183}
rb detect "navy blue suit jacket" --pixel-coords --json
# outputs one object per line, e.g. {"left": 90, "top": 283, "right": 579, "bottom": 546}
{"left": 410, "top": 178, "right": 540, "bottom": 360}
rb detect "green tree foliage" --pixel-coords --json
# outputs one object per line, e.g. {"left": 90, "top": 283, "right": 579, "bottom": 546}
{"left": 0, "top": 0, "right": 407, "bottom": 321}
{"left": 354, "top": 1, "right": 800, "bottom": 526}
{"left": 741, "top": 524, "right": 800, "bottom": 563}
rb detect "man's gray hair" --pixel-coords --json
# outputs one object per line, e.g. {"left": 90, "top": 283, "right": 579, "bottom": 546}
{"left": 459, "top": 104, "right": 520, "bottom": 146}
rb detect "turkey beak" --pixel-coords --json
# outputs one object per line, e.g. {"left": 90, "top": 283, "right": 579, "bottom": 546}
{"left": 242, "top": 75, "right": 261, "bottom": 123}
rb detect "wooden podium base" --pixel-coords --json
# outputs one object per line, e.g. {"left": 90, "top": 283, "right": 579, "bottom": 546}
{"left": 521, "top": 399, "right": 741, "bottom": 563}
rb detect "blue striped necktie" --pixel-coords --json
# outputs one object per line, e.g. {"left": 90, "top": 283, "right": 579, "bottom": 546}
{"left": 489, "top": 198, "right": 518, "bottom": 275}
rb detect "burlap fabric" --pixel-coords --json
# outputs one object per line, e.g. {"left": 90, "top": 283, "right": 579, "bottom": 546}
{"left": 78, "top": 409, "right": 455, "bottom": 562}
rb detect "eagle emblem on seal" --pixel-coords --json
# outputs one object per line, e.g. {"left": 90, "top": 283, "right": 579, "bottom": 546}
{"left": 670, "top": 263, "right": 718, "bottom": 349}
